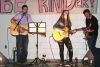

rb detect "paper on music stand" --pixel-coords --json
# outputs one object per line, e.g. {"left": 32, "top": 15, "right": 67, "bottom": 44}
{"left": 29, "top": 22, "right": 46, "bottom": 33}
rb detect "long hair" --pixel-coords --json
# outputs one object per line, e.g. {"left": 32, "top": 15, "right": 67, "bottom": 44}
{"left": 54, "top": 10, "right": 72, "bottom": 29}
{"left": 60, "top": 10, "right": 71, "bottom": 25}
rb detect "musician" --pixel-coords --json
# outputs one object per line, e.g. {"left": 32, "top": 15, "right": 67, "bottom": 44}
{"left": 53, "top": 10, "right": 73, "bottom": 66}
{"left": 11, "top": 5, "right": 32, "bottom": 63}
{"left": 83, "top": 9, "right": 99, "bottom": 67}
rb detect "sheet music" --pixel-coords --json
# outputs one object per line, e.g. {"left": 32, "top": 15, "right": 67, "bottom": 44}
{"left": 29, "top": 22, "right": 46, "bottom": 33}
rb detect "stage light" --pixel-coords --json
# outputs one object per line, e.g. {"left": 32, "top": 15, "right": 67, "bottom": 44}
{"left": 0, "top": 57, "right": 2, "bottom": 61}
{"left": 0, "top": 52, "right": 9, "bottom": 66}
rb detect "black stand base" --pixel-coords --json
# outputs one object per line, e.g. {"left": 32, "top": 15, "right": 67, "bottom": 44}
{"left": 28, "top": 57, "right": 48, "bottom": 67}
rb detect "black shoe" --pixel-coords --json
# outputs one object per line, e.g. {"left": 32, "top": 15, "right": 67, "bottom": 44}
{"left": 15, "top": 62, "right": 22, "bottom": 65}
{"left": 70, "top": 62, "right": 76, "bottom": 67}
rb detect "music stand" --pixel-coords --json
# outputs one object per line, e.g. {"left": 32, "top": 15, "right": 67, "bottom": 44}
{"left": 28, "top": 22, "right": 48, "bottom": 67}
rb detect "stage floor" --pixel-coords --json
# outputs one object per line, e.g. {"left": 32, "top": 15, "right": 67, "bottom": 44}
{"left": 1, "top": 60, "right": 93, "bottom": 67}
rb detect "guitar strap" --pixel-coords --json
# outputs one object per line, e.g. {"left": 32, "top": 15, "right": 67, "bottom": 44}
{"left": 14, "top": 13, "right": 25, "bottom": 30}
{"left": 88, "top": 20, "right": 92, "bottom": 28}
{"left": 88, "top": 18, "right": 93, "bottom": 28}
{"left": 64, "top": 15, "right": 70, "bottom": 37}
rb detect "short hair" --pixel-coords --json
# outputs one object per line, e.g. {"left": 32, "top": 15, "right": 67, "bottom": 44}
{"left": 83, "top": 9, "right": 90, "bottom": 14}
{"left": 22, "top": 5, "right": 28, "bottom": 9}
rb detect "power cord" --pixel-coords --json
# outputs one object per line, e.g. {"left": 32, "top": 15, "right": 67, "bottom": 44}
{"left": 7, "top": 27, "right": 10, "bottom": 60}
{"left": 49, "top": 36, "right": 55, "bottom": 60}
{"left": 7, "top": 27, "right": 16, "bottom": 63}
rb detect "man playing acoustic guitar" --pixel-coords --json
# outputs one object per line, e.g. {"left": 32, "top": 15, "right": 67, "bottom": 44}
{"left": 10, "top": 5, "right": 33, "bottom": 63}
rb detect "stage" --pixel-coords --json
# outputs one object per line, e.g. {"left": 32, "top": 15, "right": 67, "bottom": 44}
{"left": 0, "top": 60, "right": 93, "bottom": 67}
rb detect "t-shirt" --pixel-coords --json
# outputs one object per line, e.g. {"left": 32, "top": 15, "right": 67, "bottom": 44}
{"left": 86, "top": 15, "right": 98, "bottom": 36}
{"left": 14, "top": 12, "right": 33, "bottom": 24}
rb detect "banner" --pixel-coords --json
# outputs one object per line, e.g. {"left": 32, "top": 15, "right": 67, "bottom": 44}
{"left": 0, "top": 0, "right": 98, "bottom": 14}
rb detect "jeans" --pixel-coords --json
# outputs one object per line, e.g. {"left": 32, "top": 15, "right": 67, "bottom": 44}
{"left": 16, "top": 35, "right": 28, "bottom": 63}
{"left": 87, "top": 35, "right": 98, "bottom": 56}
{"left": 87, "top": 35, "right": 100, "bottom": 67}
{"left": 58, "top": 37, "right": 73, "bottom": 63}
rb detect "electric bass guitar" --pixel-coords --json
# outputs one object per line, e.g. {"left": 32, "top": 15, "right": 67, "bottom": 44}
{"left": 52, "top": 27, "right": 85, "bottom": 42}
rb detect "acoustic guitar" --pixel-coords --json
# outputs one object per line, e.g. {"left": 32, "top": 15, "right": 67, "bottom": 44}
{"left": 52, "top": 27, "right": 85, "bottom": 42}
{"left": 10, "top": 20, "right": 28, "bottom": 36}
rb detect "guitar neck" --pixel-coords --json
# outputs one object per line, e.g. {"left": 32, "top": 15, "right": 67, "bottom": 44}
{"left": 70, "top": 27, "right": 86, "bottom": 34}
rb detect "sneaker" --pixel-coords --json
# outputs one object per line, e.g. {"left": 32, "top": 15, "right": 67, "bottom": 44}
{"left": 64, "top": 64, "right": 70, "bottom": 67}
{"left": 64, "top": 61, "right": 70, "bottom": 67}
{"left": 59, "top": 62, "right": 64, "bottom": 66}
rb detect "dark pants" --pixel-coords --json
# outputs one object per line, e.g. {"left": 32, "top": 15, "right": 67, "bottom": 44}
{"left": 58, "top": 37, "right": 73, "bottom": 63}
{"left": 16, "top": 35, "right": 28, "bottom": 63}
{"left": 87, "top": 35, "right": 98, "bottom": 55}
{"left": 87, "top": 35, "right": 100, "bottom": 67}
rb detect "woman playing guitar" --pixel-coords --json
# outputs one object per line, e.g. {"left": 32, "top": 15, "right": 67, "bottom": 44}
{"left": 53, "top": 10, "right": 73, "bottom": 66}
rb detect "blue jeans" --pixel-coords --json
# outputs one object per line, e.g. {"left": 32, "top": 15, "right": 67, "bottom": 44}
{"left": 87, "top": 35, "right": 100, "bottom": 67}
{"left": 87, "top": 35, "right": 98, "bottom": 56}
{"left": 16, "top": 35, "right": 28, "bottom": 63}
